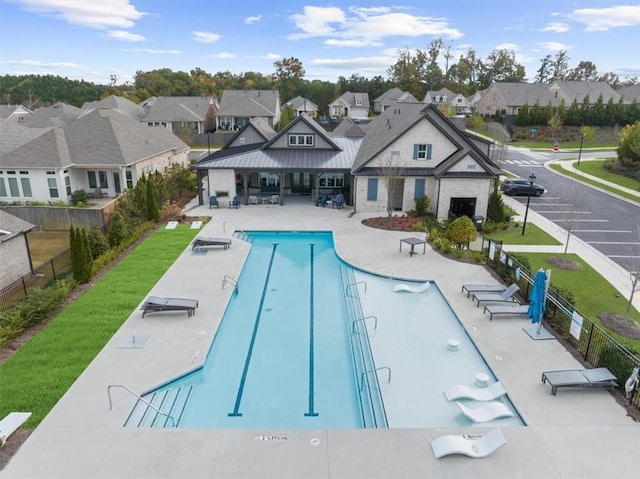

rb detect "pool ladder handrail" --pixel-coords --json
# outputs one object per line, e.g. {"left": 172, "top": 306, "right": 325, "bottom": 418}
{"left": 345, "top": 281, "right": 366, "bottom": 298}
{"left": 222, "top": 220, "right": 250, "bottom": 242}
{"left": 222, "top": 275, "right": 238, "bottom": 294}
{"left": 107, "top": 384, "right": 176, "bottom": 427}
{"left": 360, "top": 367, "right": 391, "bottom": 392}
{"left": 352, "top": 315, "right": 377, "bottom": 335}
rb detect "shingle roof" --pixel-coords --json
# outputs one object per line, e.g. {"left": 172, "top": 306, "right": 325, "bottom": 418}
{"left": 0, "top": 209, "right": 35, "bottom": 242}
{"left": 285, "top": 96, "right": 318, "bottom": 111}
{"left": 331, "top": 91, "right": 370, "bottom": 109}
{"left": 217, "top": 90, "right": 280, "bottom": 117}
{"left": 138, "top": 96, "right": 215, "bottom": 122}
{"left": 22, "top": 102, "right": 81, "bottom": 127}
{"left": 330, "top": 118, "right": 366, "bottom": 137}
{"left": 79, "top": 95, "right": 143, "bottom": 120}
{"left": 552, "top": 81, "right": 620, "bottom": 104}
{"left": 619, "top": 84, "right": 640, "bottom": 103}
{"left": 0, "top": 119, "right": 51, "bottom": 155}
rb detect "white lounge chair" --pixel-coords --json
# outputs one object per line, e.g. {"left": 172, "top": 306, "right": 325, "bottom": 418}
{"left": 444, "top": 382, "right": 507, "bottom": 401}
{"left": 472, "top": 283, "right": 520, "bottom": 307}
{"left": 392, "top": 282, "right": 431, "bottom": 293}
{"left": 431, "top": 428, "right": 506, "bottom": 459}
{"left": 268, "top": 195, "right": 280, "bottom": 204}
{"left": 456, "top": 401, "right": 514, "bottom": 423}
{"left": 0, "top": 412, "right": 32, "bottom": 447}
{"left": 461, "top": 283, "right": 507, "bottom": 298}
{"left": 541, "top": 367, "right": 618, "bottom": 395}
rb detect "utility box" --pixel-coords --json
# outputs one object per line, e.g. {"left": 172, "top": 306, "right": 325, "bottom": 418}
{"left": 472, "top": 215, "right": 484, "bottom": 231}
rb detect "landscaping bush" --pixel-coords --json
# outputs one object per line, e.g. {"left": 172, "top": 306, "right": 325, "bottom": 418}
{"left": 445, "top": 216, "right": 477, "bottom": 249}
{"left": 71, "top": 189, "right": 87, "bottom": 206}
{"left": 87, "top": 225, "right": 110, "bottom": 259}
{"left": 107, "top": 209, "right": 131, "bottom": 247}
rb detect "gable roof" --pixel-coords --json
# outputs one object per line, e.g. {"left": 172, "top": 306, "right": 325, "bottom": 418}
{"left": 217, "top": 90, "right": 280, "bottom": 117}
{"left": 619, "top": 84, "right": 640, "bottom": 103}
{"left": 0, "top": 104, "right": 33, "bottom": 120}
{"left": 221, "top": 117, "right": 276, "bottom": 149}
{"left": 285, "top": 96, "right": 318, "bottom": 111}
{"left": 330, "top": 118, "right": 366, "bottom": 137}
{"left": 22, "top": 102, "right": 81, "bottom": 127}
{"left": 79, "top": 95, "right": 143, "bottom": 120}
{"left": 330, "top": 91, "right": 370, "bottom": 109}
{"left": 138, "top": 96, "right": 215, "bottom": 122}
{"left": 423, "top": 88, "right": 457, "bottom": 103}
{"left": 550, "top": 81, "right": 619, "bottom": 104}
{"left": 263, "top": 113, "right": 341, "bottom": 150}
{"left": 0, "top": 119, "right": 51, "bottom": 155}
{"left": 0, "top": 209, "right": 36, "bottom": 242}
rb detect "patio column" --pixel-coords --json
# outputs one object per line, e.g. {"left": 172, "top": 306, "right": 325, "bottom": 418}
{"left": 242, "top": 172, "right": 249, "bottom": 205}
{"left": 278, "top": 172, "right": 283, "bottom": 205}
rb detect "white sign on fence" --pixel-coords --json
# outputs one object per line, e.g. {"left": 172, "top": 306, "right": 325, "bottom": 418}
{"left": 570, "top": 311, "right": 583, "bottom": 340}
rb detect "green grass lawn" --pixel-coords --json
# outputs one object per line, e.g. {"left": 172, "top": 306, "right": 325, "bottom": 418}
{"left": 574, "top": 160, "right": 640, "bottom": 191}
{"left": 549, "top": 163, "right": 640, "bottom": 202}
{"left": 484, "top": 223, "right": 561, "bottom": 245}
{"left": 0, "top": 224, "right": 199, "bottom": 427}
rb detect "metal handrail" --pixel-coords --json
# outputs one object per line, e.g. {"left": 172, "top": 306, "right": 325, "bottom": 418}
{"left": 345, "top": 281, "right": 367, "bottom": 298}
{"left": 222, "top": 275, "right": 238, "bottom": 293}
{"left": 107, "top": 384, "right": 176, "bottom": 427}
{"left": 222, "top": 220, "right": 249, "bottom": 242}
{"left": 352, "top": 315, "right": 378, "bottom": 335}
{"left": 360, "top": 367, "right": 391, "bottom": 392}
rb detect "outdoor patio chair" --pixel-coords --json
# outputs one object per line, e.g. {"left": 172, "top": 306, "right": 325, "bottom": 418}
{"left": 248, "top": 195, "right": 258, "bottom": 205}
{"left": 392, "top": 282, "right": 431, "bottom": 293}
{"left": 541, "top": 367, "right": 618, "bottom": 395}
{"left": 268, "top": 195, "right": 280, "bottom": 204}
{"left": 472, "top": 283, "right": 520, "bottom": 306}
{"left": 456, "top": 401, "right": 515, "bottom": 423}
{"left": 317, "top": 195, "right": 328, "bottom": 207}
{"left": 332, "top": 194, "right": 345, "bottom": 209}
{"left": 209, "top": 195, "right": 219, "bottom": 209}
{"left": 444, "top": 382, "right": 507, "bottom": 401}
{"left": 461, "top": 283, "right": 507, "bottom": 298}
{"left": 431, "top": 428, "right": 506, "bottom": 459}
{"left": 140, "top": 296, "right": 199, "bottom": 318}
{"left": 229, "top": 195, "right": 241, "bottom": 209}
{"left": 483, "top": 304, "right": 529, "bottom": 320}
{"left": 0, "top": 412, "right": 32, "bottom": 447}
{"left": 192, "top": 237, "right": 232, "bottom": 250}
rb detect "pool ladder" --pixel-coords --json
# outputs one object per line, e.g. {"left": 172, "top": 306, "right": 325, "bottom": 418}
{"left": 107, "top": 384, "right": 176, "bottom": 427}
{"left": 222, "top": 275, "right": 238, "bottom": 294}
{"left": 222, "top": 221, "right": 251, "bottom": 242}
{"left": 360, "top": 367, "right": 391, "bottom": 392}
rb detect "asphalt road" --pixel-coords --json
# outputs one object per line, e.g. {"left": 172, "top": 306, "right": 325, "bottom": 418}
{"left": 502, "top": 147, "right": 640, "bottom": 274}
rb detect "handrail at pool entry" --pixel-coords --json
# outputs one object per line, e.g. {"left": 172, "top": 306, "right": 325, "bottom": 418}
{"left": 222, "top": 221, "right": 250, "bottom": 242}
{"left": 360, "top": 367, "right": 392, "bottom": 392}
{"left": 345, "top": 281, "right": 367, "bottom": 298}
{"left": 107, "top": 384, "right": 176, "bottom": 427}
{"left": 352, "top": 316, "right": 378, "bottom": 335}
{"left": 222, "top": 275, "right": 238, "bottom": 294}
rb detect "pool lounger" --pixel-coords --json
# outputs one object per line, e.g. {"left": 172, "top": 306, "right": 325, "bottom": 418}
{"left": 461, "top": 283, "right": 507, "bottom": 298}
{"left": 431, "top": 428, "right": 506, "bottom": 459}
{"left": 392, "top": 282, "right": 431, "bottom": 293}
{"left": 473, "top": 284, "right": 520, "bottom": 307}
{"left": 141, "top": 296, "right": 199, "bottom": 318}
{"left": 456, "top": 401, "right": 515, "bottom": 423}
{"left": 483, "top": 304, "right": 529, "bottom": 320}
{"left": 541, "top": 367, "right": 618, "bottom": 396}
{"left": 444, "top": 381, "right": 507, "bottom": 401}
{"left": 192, "top": 237, "right": 232, "bottom": 250}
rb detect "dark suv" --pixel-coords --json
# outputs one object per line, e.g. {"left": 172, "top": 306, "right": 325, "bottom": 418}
{"left": 500, "top": 178, "right": 545, "bottom": 196}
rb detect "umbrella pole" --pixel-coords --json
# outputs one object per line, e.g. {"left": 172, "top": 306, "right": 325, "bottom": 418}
{"left": 537, "top": 270, "right": 551, "bottom": 335}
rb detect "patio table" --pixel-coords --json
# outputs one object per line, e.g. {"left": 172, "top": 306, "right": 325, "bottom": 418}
{"left": 400, "top": 237, "right": 426, "bottom": 256}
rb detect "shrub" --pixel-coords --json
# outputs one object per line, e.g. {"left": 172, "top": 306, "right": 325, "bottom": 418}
{"left": 146, "top": 177, "right": 160, "bottom": 222}
{"left": 107, "top": 209, "right": 130, "bottom": 247}
{"left": 471, "top": 250, "right": 486, "bottom": 263}
{"left": 410, "top": 196, "right": 431, "bottom": 217}
{"left": 159, "top": 201, "right": 185, "bottom": 221}
{"left": 71, "top": 189, "right": 88, "bottom": 206}
{"left": 486, "top": 190, "right": 506, "bottom": 223}
{"left": 70, "top": 227, "right": 93, "bottom": 283}
{"left": 87, "top": 225, "right": 110, "bottom": 259}
{"left": 445, "top": 216, "right": 477, "bottom": 249}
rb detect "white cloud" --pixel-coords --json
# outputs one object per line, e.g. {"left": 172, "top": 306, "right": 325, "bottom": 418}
{"left": 541, "top": 22, "right": 570, "bottom": 33}
{"left": 538, "top": 42, "right": 573, "bottom": 51}
{"left": 571, "top": 5, "right": 640, "bottom": 32}
{"left": 121, "top": 48, "right": 181, "bottom": 54}
{"left": 495, "top": 43, "right": 520, "bottom": 51}
{"left": 107, "top": 30, "right": 145, "bottom": 42}
{"left": 245, "top": 14, "right": 262, "bottom": 25}
{"left": 193, "top": 31, "right": 221, "bottom": 43}
{"left": 310, "top": 55, "right": 396, "bottom": 71}
{"left": 10, "top": 0, "right": 146, "bottom": 29}
{"left": 263, "top": 53, "right": 281, "bottom": 60}
{"left": 324, "top": 38, "right": 381, "bottom": 48}
{"left": 3, "top": 59, "right": 85, "bottom": 70}
{"left": 212, "top": 52, "right": 236, "bottom": 59}
{"left": 289, "top": 6, "right": 463, "bottom": 43}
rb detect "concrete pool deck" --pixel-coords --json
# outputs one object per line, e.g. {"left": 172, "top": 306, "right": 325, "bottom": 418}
{"left": 3, "top": 197, "right": 638, "bottom": 478}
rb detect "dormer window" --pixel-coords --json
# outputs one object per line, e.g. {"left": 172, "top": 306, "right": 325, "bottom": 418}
{"left": 288, "top": 134, "right": 314, "bottom": 147}
{"left": 355, "top": 100, "right": 363, "bottom": 106}
{"left": 442, "top": 95, "right": 447, "bottom": 102}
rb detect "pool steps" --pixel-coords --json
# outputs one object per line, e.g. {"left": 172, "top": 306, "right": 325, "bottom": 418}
{"left": 124, "top": 384, "right": 193, "bottom": 428}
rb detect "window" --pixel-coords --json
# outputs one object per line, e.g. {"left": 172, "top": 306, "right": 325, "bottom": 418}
{"left": 8, "top": 178, "right": 19, "bottom": 196}
{"left": 64, "top": 176, "right": 71, "bottom": 195}
{"left": 355, "top": 100, "right": 363, "bottom": 106}
{"left": 125, "top": 170, "right": 133, "bottom": 188}
{"left": 98, "top": 171, "right": 108, "bottom": 189}
{"left": 288, "top": 134, "right": 314, "bottom": 147}
{"left": 367, "top": 178, "right": 378, "bottom": 201}
{"left": 20, "top": 178, "right": 32, "bottom": 197}
{"left": 414, "top": 179, "right": 425, "bottom": 199}
{"left": 0, "top": 178, "right": 6, "bottom": 197}
{"left": 48, "top": 178, "right": 59, "bottom": 198}
{"left": 88, "top": 171, "right": 97, "bottom": 189}
{"left": 413, "top": 144, "right": 433, "bottom": 160}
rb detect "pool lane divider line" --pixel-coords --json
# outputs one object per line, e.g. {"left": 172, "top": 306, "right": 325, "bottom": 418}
{"left": 305, "top": 243, "right": 318, "bottom": 417}
{"left": 228, "top": 243, "right": 279, "bottom": 417}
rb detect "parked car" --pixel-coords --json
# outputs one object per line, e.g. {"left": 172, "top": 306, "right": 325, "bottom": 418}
{"left": 500, "top": 178, "right": 545, "bottom": 196}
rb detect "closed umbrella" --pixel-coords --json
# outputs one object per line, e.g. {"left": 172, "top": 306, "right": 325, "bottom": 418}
{"left": 527, "top": 269, "right": 549, "bottom": 335}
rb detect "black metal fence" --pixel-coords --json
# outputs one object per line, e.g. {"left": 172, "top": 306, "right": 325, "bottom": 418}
{"left": 482, "top": 238, "right": 640, "bottom": 411}
{"left": 0, "top": 249, "right": 71, "bottom": 312}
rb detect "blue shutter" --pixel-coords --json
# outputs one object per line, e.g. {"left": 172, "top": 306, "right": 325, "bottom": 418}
{"left": 414, "top": 179, "right": 425, "bottom": 199}
{"left": 367, "top": 178, "right": 378, "bottom": 201}
{"left": 412, "top": 144, "right": 418, "bottom": 159}
{"left": 427, "top": 144, "right": 432, "bottom": 159}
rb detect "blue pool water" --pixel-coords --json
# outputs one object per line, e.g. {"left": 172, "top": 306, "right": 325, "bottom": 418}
{"left": 127, "top": 231, "right": 523, "bottom": 429}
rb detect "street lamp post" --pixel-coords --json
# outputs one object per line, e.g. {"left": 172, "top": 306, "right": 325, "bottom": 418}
{"left": 521, "top": 173, "right": 536, "bottom": 236}
{"left": 576, "top": 132, "right": 584, "bottom": 166}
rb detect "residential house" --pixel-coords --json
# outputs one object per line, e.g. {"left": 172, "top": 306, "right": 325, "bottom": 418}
{"left": 0, "top": 110, "right": 189, "bottom": 204}
{"left": 22, "top": 102, "right": 81, "bottom": 127}
{"left": 0, "top": 209, "right": 35, "bottom": 290}
{"left": 475, "top": 81, "right": 620, "bottom": 117}
{"left": 215, "top": 90, "right": 281, "bottom": 131}
{"left": 618, "top": 84, "right": 640, "bottom": 104}
{"left": 79, "top": 95, "right": 143, "bottom": 120}
{"left": 138, "top": 96, "right": 217, "bottom": 134}
{"left": 284, "top": 96, "right": 318, "bottom": 117}
{"left": 328, "top": 92, "right": 370, "bottom": 120}
{"left": 193, "top": 103, "right": 499, "bottom": 220}
{"left": 373, "top": 88, "right": 418, "bottom": 113}
{"left": 0, "top": 104, "right": 33, "bottom": 123}
{"left": 423, "top": 88, "right": 472, "bottom": 115}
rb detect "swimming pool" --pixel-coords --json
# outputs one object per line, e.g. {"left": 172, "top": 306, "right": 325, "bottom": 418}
{"left": 125, "top": 231, "right": 523, "bottom": 429}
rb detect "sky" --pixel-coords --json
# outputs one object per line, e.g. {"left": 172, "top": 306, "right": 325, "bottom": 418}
{"left": 1, "top": 0, "right": 639, "bottom": 86}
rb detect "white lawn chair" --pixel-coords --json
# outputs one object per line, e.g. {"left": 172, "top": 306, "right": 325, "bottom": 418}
{"left": 444, "top": 382, "right": 507, "bottom": 401}
{"left": 431, "top": 428, "right": 506, "bottom": 458}
{"left": 456, "top": 401, "right": 514, "bottom": 423}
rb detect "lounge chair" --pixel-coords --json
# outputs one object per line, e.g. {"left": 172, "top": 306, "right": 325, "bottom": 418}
{"left": 541, "top": 367, "right": 618, "bottom": 396}
{"left": 483, "top": 304, "right": 529, "bottom": 320}
{"left": 392, "top": 282, "right": 431, "bottom": 293}
{"left": 209, "top": 196, "right": 219, "bottom": 209}
{"left": 140, "top": 296, "right": 199, "bottom": 318}
{"left": 229, "top": 195, "right": 241, "bottom": 209}
{"left": 472, "top": 283, "right": 520, "bottom": 307}
{"left": 192, "top": 237, "right": 232, "bottom": 250}
{"left": 332, "top": 194, "right": 345, "bottom": 209}
{"left": 444, "top": 382, "right": 507, "bottom": 401}
{"left": 268, "top": 195, "right": 280, "bottom": 205}
{"left": 0, "top": 412, "right": 31, "bottom": 447}
{"left": 248, "top": 195, "right": 258, "bottom": 205}
{"left": 316, "top": 195, "right": 328, "bottom": 207}
{"left": 456, "top": 401, "right": 515, "bottom": 423}
{"left": 461, "top": 283, "right": 507, "bottom": 298}
{"left": 431, "top": 428, "right": 506, "bottom": 459}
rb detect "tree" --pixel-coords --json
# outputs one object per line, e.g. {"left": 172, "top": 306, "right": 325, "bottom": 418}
{"left": 535, "top": 55, "right": 554, "bottom": 84}
{"left": 551, "top": 50, "right": 570, "bottom": 81}
{"left": 273, "top": 57, "right": 305, "bottom": 102}
{"left": 70, "top": 226, "right": 92, "bottom": 283}
{"left": 617, "top": 120, "right": 640, "bottom": 165}
{"left": 425, "top": 39, "right": 445, "bottom": 91}
{"left": 566, "top": 61, "right": 598, "bottom": 82}
{"left": 107, "top": 209, "right": 130, "bottom": 247}
{"left": 87, "top": 225, "right": 109, "bottom": 259}
{"left": 377, "top": 153, "right": 406, "bottom": 217}
{"left": 387, "top": 48, "right": 428, "bottom": 100}
{"left": 478, "top": 49, "right": 525, "bottom": 88}
{"left": 445, "top": 216, "right": 477, "bottom": 249}
{"left": 146, "top": 177, "right": 160, "bottom": 222}
{"left": 203, "top": 99, "right": 217, "bottom": 133}
{"left": 278, "top": 105, "right": 294, "bottom": 131}
{"left": 486, "top": 191, "right": 506, "bottom": 223}
{"left": 548, "top": 112, "right": 563, "bottom": 141}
